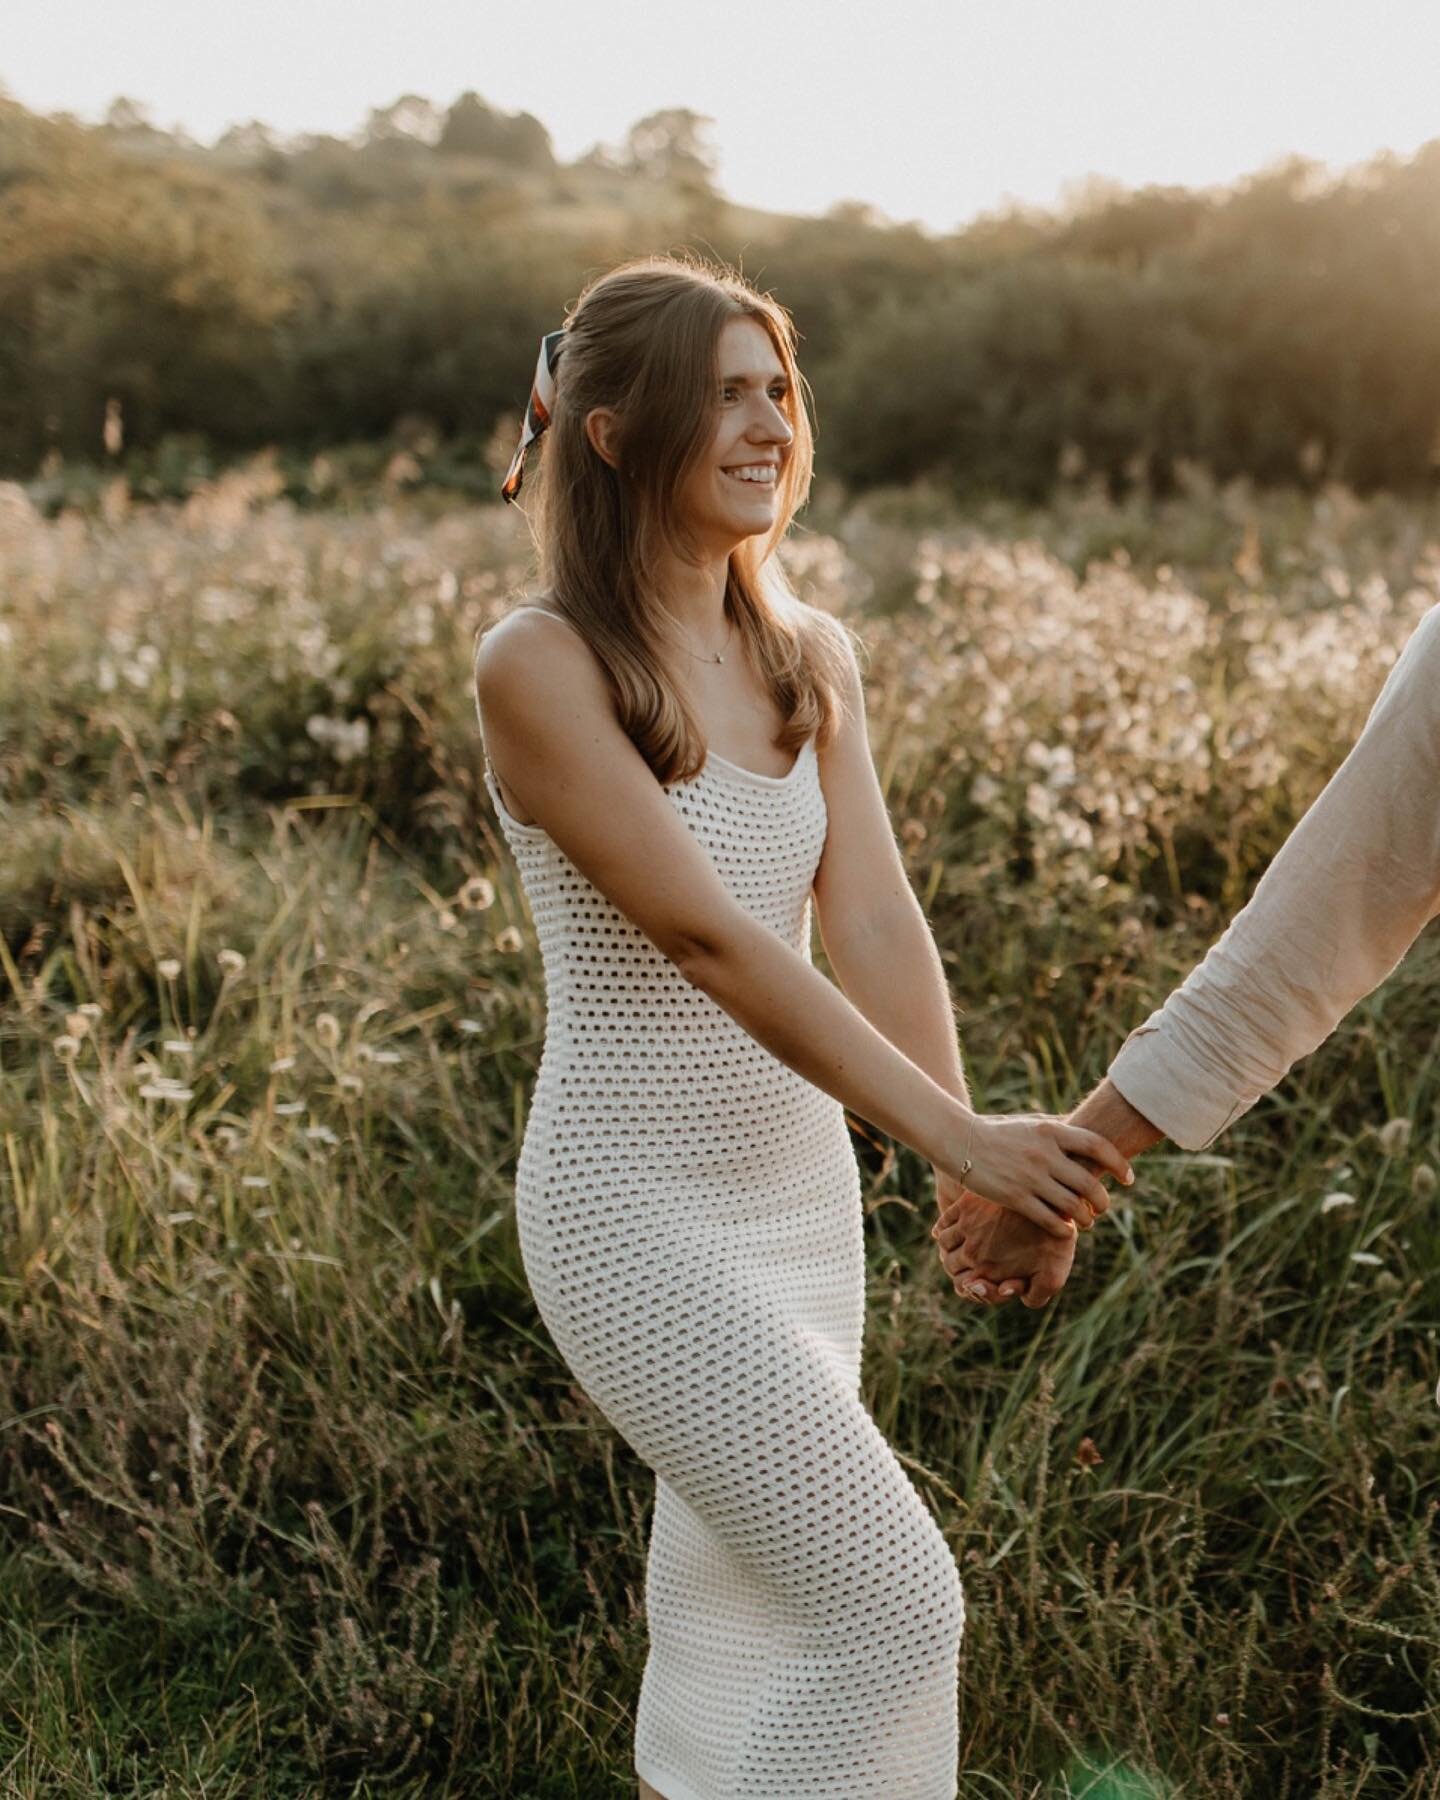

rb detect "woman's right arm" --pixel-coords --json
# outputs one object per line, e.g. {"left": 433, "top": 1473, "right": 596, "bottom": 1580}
{"left": 475, "top": 612, "right": 1128, "bottom": 1237}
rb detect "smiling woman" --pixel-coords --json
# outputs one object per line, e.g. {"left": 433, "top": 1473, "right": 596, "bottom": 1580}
{"left": 472, "top": 253, "right": 1128, "bottom": 1799}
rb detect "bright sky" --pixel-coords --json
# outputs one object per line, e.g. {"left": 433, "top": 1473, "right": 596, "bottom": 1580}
{"left": 6, "top": 0, "right": 1439, "bottom": 232}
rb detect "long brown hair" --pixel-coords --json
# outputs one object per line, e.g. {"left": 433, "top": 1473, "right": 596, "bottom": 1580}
{"left": 501, "top": 253, "right": 854, "bottom": 786}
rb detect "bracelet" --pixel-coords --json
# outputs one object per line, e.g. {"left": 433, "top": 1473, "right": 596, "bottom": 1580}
{"left": 957, "top": 1104, "right": 976, "bottom": 1183}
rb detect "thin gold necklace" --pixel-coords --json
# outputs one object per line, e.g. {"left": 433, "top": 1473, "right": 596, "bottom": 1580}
{"left": 676, "top": 614, "right": 733, "bottom": 665}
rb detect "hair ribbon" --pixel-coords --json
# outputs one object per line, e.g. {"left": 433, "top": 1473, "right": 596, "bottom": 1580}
{"left": 501, "top": 329, "right": 566, "bottom": 504}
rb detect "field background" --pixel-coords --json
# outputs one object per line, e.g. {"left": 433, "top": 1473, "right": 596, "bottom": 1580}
{"left": 3, "top": 83, "right": 1440, "bottom": 1800}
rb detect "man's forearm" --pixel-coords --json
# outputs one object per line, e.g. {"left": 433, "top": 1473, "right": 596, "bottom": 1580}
{"left": 1068, "top": 1078, "right": 1165, "bottom": 1164}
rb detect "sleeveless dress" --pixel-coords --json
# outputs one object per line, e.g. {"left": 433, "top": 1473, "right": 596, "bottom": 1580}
{"left": 481, "top": 678, "right": 965, "bottom": 1798}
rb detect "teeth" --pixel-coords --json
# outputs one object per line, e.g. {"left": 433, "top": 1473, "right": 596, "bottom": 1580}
{"left": 724, "top": 467, "right": 776, "bottom": 483}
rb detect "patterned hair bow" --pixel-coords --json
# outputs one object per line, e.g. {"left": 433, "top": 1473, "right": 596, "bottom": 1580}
{"left": 501, "top": 329, "right": 566, "bottom": 504}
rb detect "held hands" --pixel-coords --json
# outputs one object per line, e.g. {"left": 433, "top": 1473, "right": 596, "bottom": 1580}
{"left": 931, "top": 1176, "right": 1076, "bottom": 1308}
{"left": 957, "top": 1111, "right": 1132, "bottom": 1239}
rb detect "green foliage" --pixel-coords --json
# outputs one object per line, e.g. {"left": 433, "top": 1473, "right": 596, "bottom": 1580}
{"left": 2, "top": 482, "right": 1440, "bottom": 1791}
{"left": 3, "top": 96, "right": 1440, "bottom": 503}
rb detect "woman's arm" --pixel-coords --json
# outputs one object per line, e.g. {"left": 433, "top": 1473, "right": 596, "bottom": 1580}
{"left": 476, "top": 609, "right": 1130, "bottom": 1236}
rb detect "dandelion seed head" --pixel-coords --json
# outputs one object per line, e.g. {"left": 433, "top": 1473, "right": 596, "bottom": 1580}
{"left": 458, "top": 876, "right": 495, "bottom": 911}
{"left": 1378, "top": 1117, "right": 1412, "bottom": 1155}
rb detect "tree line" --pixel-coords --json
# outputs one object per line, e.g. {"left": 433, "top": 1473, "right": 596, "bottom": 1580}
{"left": 2, "top": 90, "right": 1438, "bottom": 498}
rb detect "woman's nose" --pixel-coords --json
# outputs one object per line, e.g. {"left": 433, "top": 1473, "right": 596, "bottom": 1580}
{"left": 753, "top": 396, "right": 794, "bottom": 445}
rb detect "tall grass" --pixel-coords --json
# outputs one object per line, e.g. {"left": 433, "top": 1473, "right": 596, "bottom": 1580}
{"left": 2, "top": 464, "right": 1438, "bottom": 1794}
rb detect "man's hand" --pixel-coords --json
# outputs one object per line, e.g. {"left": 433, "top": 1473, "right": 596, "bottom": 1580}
{"left": 930, "top": 1082, "right": 1162, "bottom": 1308}
{"left": 931, "top": 1173, "right": 1077, "bottom": 1308}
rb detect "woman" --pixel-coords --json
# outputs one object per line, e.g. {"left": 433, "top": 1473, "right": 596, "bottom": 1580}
{"left": 474, "top": 254, "right": 1131, "bottom": 1799}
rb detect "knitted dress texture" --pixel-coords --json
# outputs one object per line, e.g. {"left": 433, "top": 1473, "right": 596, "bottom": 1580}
{"left": 483, "top": 708, "right": 965, "bottom": 1798}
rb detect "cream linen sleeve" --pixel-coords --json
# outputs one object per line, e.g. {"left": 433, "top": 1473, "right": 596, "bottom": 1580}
{"left": 1107, "top": 604, "right": 1440, "bottom": 1150}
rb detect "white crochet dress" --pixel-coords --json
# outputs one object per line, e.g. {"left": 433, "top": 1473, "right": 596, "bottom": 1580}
{"left": 482, "top": 697, "right": 964, "bottom": 1798}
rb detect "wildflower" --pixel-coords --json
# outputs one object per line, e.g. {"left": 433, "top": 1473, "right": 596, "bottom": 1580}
{"left": 458, "top": 876, "right": 495, "bottom": 911}
{"left": 65, "top": 1011, "right": 92, "bottom": 1040}
{"left": 218, "top": 948, "right": 247, "bottom": 974}
{"left": 305, "top": 713, "right": 370, "bottom": 764}
{"left": 1349, "top": 1251, "right": 1384, "bottom": 1267}
{"left": 76, "top": 1002, "right": 103, "bottom": 1019}
{"left": 1320, "top": 1192, "right": 1356, "bottom": 1213}
{"left": 1413, "top": 1166, "right": 1437, "bottom": 1199}
{"left": 457, "top": 1019, "right": 484, "bottom": 1034}
{"left": 304, "top": 1123, "right": 340, "bottom": 1146}
{"left": 52, "top": 1034, "right": 82, "bottom": 1058}
{"left": 338, "top": 1073, "right": 363, "bottom": 1096}
{"left": 139, "top": 1079, "right": 194, "bottom": 1103}
{"left": 170, "top": 1171, "right": 200, "bottom": 1202}
{"left": 495, "top": 926, "right": 524, "bottom": 954}
{"left": 315, "top": 1013, "right": 341, "bottom": 1049}
{"left": 274, "top": 1101, "right": 305, "bottom": 1117}
{"left": 163, "top": 1039, "right": 194, "bottom": 1056}
{"left": 1377, "top": 1117, "right": 1412, "bottom": 1155}
{"left": 368, "top": 1048, "right": 402, "bottom": 1065}
{"left": 270, "top": 1055, "right": 296, "bottom": 1074}
{"left": 435, "top": 908, "right": 458, "bottom": 932}
{"left": 157, "top": 958, "right": 182, "bottom": 981}
{"left": 241, "top": 1175, "right": 270, "bottom": 1190}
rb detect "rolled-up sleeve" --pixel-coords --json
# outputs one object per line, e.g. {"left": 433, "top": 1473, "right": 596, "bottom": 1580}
{"left": 1108, "top": 604, "right": 1440, "bottom": 1150}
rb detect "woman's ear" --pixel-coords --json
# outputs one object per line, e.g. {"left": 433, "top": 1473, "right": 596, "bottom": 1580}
{"left": 584, "top": 406, "right": 621, "bottom": 470}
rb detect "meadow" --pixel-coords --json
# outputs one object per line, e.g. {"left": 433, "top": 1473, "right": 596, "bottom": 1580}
{"left": 2, "top": 461, "right": 1439, "bottom": 1796}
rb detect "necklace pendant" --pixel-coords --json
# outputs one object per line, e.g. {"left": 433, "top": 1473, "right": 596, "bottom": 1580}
{"left": 715, "top": 652, "right": 724, "bottom": 663}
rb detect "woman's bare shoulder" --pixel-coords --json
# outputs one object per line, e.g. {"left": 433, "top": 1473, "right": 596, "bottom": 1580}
{"left": 474, "top": 601, "right": 611, "bottom": 729}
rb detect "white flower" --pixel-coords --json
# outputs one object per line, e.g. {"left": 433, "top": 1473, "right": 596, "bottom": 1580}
{"left": 52, "top": 1034, "right": 82, "bottom": 1058}
{"left": 458, "top": 876, "right": 495, "bottom": 911}
{"left": 274, "top": 1101, "right": 305, "bottom": 1117}
{"left": 269, "top": 1055, "right": 296, "bottom": 1074}
{"left": 1377, "top": 1118, "right": 1412, "bottom": 1155}
{"left": 157, "top": 958, "right": 182, "bottom": 981}
{"left": 139, "top": 1080, "right": 194, "bottom": 1103}
{"left": 1320, "top": 1192, "right": 1356, "bottom": 1213}
{"left": 1349, "top": 1251, "right": 1384, "bottom": 1267}
{"left": 304, "top": 1123, "right": 340, "bottom": 1146}
{"left": 163, "top": 1039, "right": 194, "bottom": 1056}
{"left": 218, "top": 948, "right": 247, "bottom": 974}
{"left": 305, "top": 713, "right": 370, "bottom": 764}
